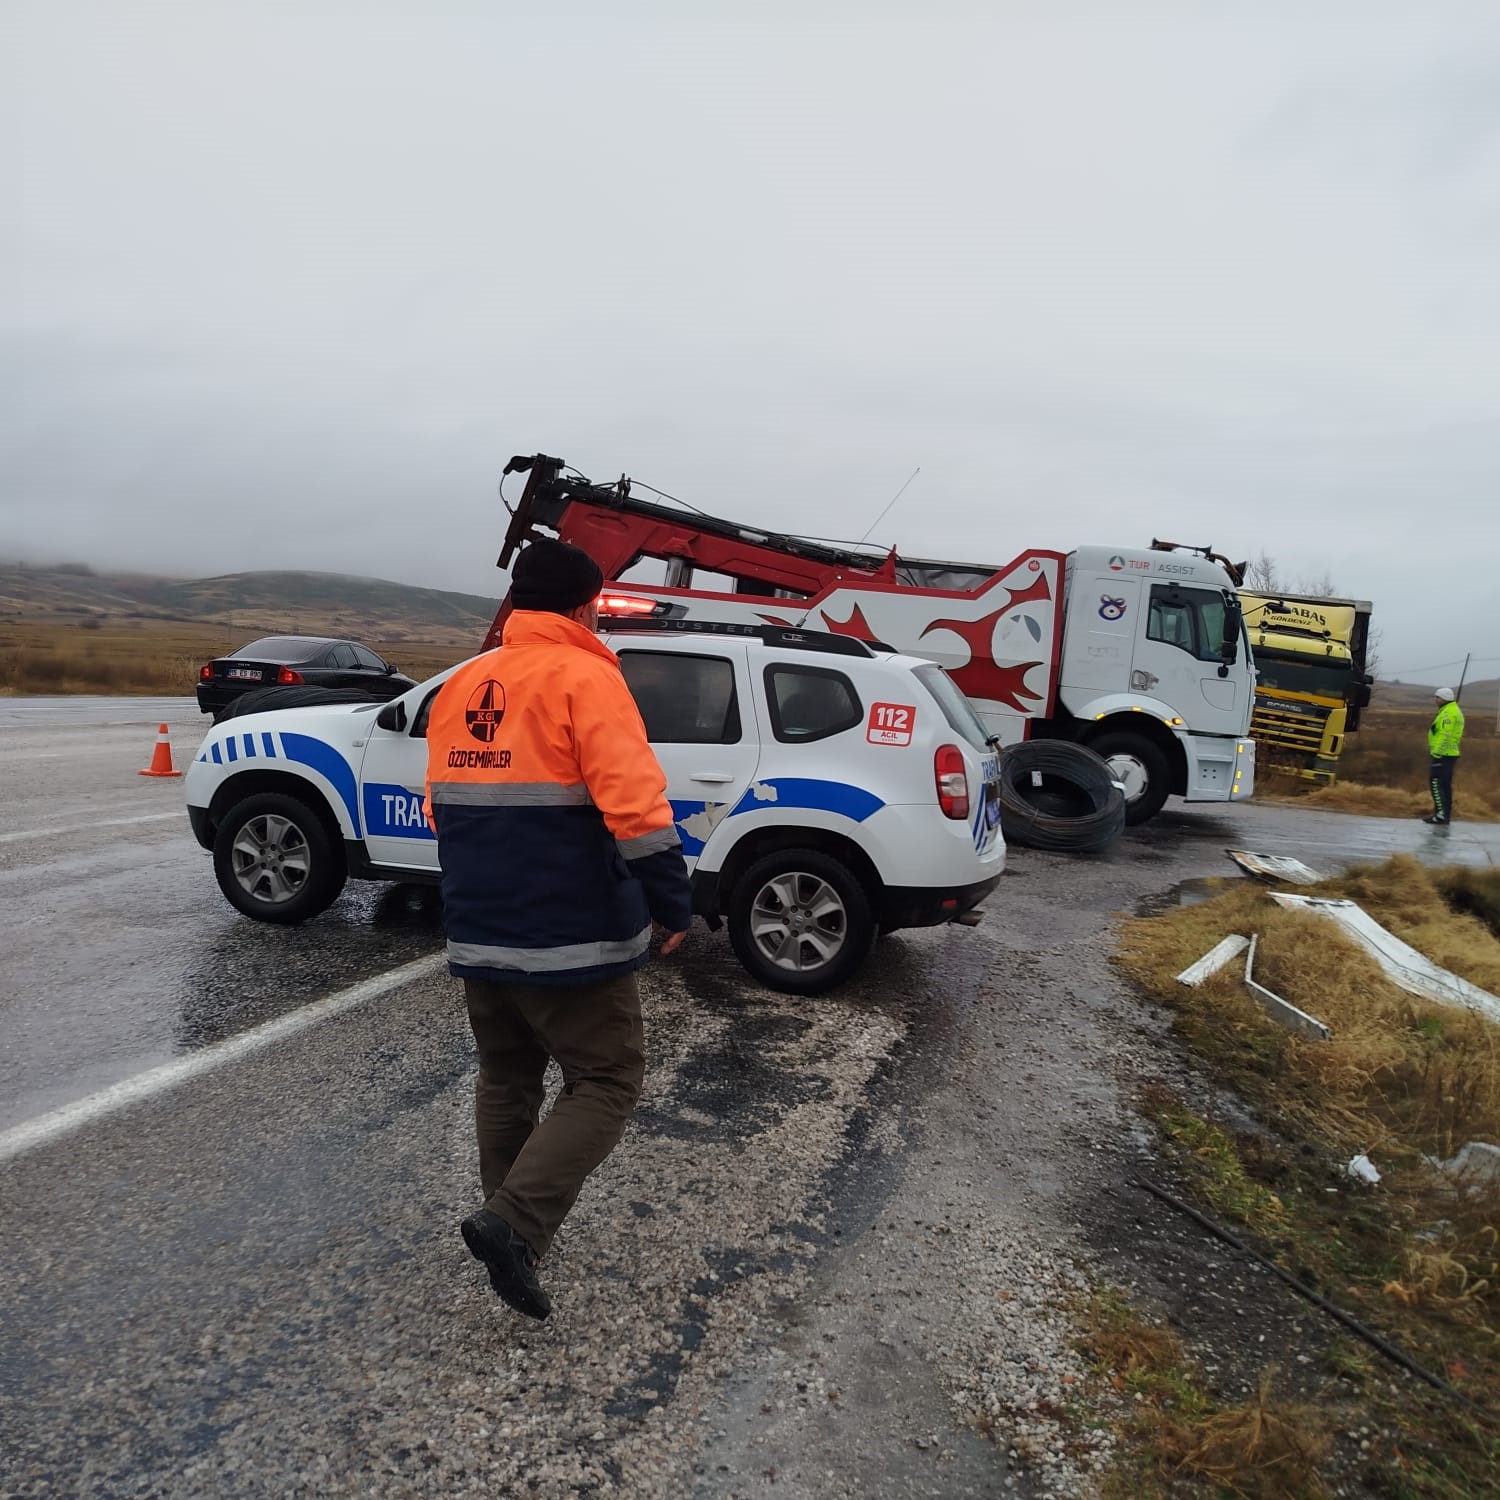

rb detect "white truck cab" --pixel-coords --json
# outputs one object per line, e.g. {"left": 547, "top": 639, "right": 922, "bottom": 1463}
{"left": 185, "top": 623, "right": 1005, "bottom": 993}
{"left": 1056, "top": 546, "right": 1255, "bottom": 815}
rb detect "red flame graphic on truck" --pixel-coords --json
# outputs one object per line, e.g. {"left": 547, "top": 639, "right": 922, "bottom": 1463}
{"left": 783, "top": 572, "right": 1051, "bottom": 713}
{"left": 818, "top": 603, "right": 878, "bottom": 640}
{"left": 920, "top": 567, "right": 1054, "bottom": 710}
{"left": 920, "top": 604, "right": 1044, "bottom": 710}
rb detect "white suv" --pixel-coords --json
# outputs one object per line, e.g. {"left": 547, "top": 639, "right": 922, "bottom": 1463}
{"left": 185, "top": 624, "right": 1004, "bottom": 993}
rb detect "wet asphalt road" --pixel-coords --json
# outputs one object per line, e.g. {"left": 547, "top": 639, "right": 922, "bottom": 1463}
{"left": 0, "top": 698, "right": 445, "bottom": 1133}
{"left": 1, "top": 697, "right": 1496, "bottom": 1497}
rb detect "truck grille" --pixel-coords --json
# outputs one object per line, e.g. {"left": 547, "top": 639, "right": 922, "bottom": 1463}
{"left": 1252, "top": 701, "right": 1329, "bottom": 755}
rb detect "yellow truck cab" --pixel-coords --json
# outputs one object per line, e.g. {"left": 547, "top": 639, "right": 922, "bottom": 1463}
{"left": 1240, "top": 593, "right": 1373, "bottom": 782}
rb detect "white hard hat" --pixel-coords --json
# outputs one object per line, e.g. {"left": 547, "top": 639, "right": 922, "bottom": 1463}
{"left": 1435, "top": 687, "right": 1455, "bottom": 702}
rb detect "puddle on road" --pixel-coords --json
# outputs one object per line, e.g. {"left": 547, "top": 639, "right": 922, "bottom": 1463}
{"left": 1133, "top": 876, "right": 1231, "bottom": 918}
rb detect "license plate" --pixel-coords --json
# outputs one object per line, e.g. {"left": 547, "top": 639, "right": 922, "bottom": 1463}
{"left": 228, "top": 668, "right": 262, "bottom": 681}
{"left": 985, "top": 789, "right": 1002, "bottom": 829}
{"left": 980, "top": 752, "right": 1003, "bottom": 830}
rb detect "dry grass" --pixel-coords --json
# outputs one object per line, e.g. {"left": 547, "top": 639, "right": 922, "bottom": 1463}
{"left": 1262, "top": 705, "right": 1500, "bottom": 821}
{"left": 1113, "top": 854, "right": 1500, "bottom": 1494}
{"left": 1159, "top": 1371, "right": 1333, "bottom": 1498}
{"left": 1119, "top": 856, "right": 1500, "bottom": 1156}
{"left": 0, "top": 619, "right": 473, "bottom": 697}
{"left": 1077, "top": 1291, "right": 1334, "bottom": 1499}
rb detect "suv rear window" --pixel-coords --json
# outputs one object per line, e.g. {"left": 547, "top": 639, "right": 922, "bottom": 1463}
{"left": 914, "top": 665, "right": 992, "bottom": 750}
{"left": 765, "top": 665, "right": 861, "bottom": 743}
{"left": 619, "top": 651, "right": 741, "bottom": 744}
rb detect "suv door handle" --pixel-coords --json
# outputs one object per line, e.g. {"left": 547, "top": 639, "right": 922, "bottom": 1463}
{"left": 690, "top": 772, "right": 735, "bottom": 783}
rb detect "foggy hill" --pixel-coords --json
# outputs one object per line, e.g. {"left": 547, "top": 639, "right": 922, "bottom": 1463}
{"left": 0, "top": 563, "right": 500, "bottom": 635}
{"left": 1373, "top": 678, "right": 1498, "bottom": 710}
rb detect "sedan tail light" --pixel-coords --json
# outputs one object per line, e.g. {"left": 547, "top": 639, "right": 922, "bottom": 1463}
{"left": 934, "top": 743, "right": 970, "bottom": 820}
{"left": 276, "top": 666, "right": 304, "bottom": 684}
{"left": 199, "top": 663, "right": 213, "bottom": 681}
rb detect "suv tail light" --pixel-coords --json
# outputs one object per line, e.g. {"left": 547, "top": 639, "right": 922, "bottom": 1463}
{"left": 276, "top": 666, "right": 304, "bottom": 684}
{"left": 199, "top": 663, "right": 212, "bottom": 681}
{"left": 934, "top": 743, "right": 969, "bottom": 820}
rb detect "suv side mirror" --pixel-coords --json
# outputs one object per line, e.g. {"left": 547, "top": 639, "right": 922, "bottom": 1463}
{"left": 377, "top": 700, "right": 408, "bottom": 732}
{"left": 384, "top": 661, "right": 398, "bottom": 675}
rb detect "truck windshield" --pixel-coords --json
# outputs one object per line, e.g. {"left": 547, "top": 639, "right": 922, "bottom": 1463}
{"left": 1146, "top": 586, "right": 1236, "bottom": 664}
{"left": 1253, "top": 651, "right": 1353, "bottom": 701}
{"left": 914, "top": 665, "right": 992, "bottom": 750}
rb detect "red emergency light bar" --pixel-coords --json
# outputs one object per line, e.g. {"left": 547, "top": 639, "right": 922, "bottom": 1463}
{"left": 598, "top": 593, "right": 670, "bottom": 619}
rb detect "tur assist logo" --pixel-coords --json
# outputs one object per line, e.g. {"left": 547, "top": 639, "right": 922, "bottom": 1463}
{"left": 464, "top": 680, "right": 507, "bottom": 743}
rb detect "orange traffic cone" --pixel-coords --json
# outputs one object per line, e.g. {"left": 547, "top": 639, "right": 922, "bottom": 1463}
{"left": 139, "top": 723, "right": 182, "bottom": 778}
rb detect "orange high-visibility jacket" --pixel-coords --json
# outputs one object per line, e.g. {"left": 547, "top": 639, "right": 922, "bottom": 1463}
{"left": 424, "top": 612, "right": 690, "bottom": 985}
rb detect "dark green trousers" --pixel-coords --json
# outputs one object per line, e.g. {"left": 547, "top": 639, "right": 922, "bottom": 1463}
{"left": 1429, "top": 757, "right": 1457, "bottom": 821}
{"left": 462, "top": 973, "right": 645, "bottom": 1258}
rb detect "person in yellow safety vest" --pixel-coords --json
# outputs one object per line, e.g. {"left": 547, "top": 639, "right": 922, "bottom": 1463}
{"left": 424, "top": 538, "right": 692, "bottom": 1320}
{"left": 1424, "top": 686, "right": 1465, "bottom": 825}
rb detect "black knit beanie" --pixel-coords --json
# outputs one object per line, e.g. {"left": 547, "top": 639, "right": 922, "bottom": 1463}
{"left": 510, "top": 539, "right": 604, "bottom": 613}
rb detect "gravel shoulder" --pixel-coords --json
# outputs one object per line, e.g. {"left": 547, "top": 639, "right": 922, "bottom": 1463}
{"left": 689, "top": 830, "right": 1232, "bottom": 1499}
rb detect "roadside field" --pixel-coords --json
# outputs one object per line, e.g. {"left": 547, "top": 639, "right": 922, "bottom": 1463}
{"left": 1262, "top": 704, "right": 1500, "bottom": 822}
{"left": 0, "top": 617, "right": 476, "bottom": 697}
{"left": 1114, "top": 855, "right": 1500, "bottom": 1497}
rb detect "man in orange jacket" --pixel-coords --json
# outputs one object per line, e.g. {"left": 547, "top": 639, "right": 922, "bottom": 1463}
{"left": 425, "top": 539, "right": 691, "bottom": 1319}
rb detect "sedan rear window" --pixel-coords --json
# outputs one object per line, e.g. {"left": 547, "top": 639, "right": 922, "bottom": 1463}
{"left": 232, "top": 638, "right": 329, "bottom": 662}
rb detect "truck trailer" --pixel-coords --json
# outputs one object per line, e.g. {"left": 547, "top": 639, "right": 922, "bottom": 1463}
{"left": 1240, "top": 592, "right": 1374, "bottom": 783}
{"left": 485, "top": 455, "right": 1257, "bottom": 825}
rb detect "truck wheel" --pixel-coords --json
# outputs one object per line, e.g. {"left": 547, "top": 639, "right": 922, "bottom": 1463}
{"left": 727, "top": 849, "right": 875, "bottom": 995}
{"left": 1089, "top": 731, "right": 1171, "bottom": 826}
{"left": 212, "top": 792, "right": 347, "bottom": 924}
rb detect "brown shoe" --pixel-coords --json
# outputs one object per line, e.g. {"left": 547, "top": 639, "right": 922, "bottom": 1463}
{"left": 460, "top": 1209, "right": 551, "bottom": 1320}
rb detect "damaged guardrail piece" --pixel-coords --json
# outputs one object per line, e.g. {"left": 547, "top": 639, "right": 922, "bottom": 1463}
{"left": 1174, "top": 931, "right": 1332, "bottom": 1039}
{"left": 1175, "top": 934, "right": 1250, "bottom": 987}
{"left": 1241, "top": 932, "right": 1332, "bottom": 1040}
{"left": 1227, "top": 850, "right": 1323, "bottom": 885}
{"left": 1270, "top": 894, "right": 1500, "bottom": 1026}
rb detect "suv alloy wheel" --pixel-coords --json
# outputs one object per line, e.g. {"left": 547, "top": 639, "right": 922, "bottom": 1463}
{"left": 727, "top": 848, "right": 875, "bottom": 995}
{"left": 211, "top": 792, "right": 348, "bottom": 924}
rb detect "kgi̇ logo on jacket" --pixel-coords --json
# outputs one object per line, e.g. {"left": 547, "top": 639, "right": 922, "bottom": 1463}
{"left": 1099, "top": 595, "right": 1127, "bottom": 621}
{"left": 464, "top": 680, "right": 507, "bottom": 743}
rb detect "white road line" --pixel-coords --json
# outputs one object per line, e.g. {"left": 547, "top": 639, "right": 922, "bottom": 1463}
{"left": 0, "top": 812, "right": 183, "bottom": 845}
{"left": 0, "top": 953, "right": 447, "bottom": 1163}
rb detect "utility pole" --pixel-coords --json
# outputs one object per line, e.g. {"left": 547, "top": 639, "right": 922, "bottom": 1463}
{"left": 1455, "top": 652, "right": 1471, "bottom": 700}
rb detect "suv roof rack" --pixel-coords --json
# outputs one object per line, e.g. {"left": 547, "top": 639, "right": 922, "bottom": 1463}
{"left": 603, "top": 617, "right": 879, "bottom": 658}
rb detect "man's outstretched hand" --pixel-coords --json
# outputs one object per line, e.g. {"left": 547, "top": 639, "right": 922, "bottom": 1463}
{"left": 654, "top": 923, "right": 688, "bottom": 956}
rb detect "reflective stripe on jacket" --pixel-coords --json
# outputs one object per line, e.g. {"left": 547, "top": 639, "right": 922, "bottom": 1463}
{"left": 424, "top": 611, "right": 691, "bottom": 986}
{"left": 1429, "top": 701, "right": 1464, "bottom": 759}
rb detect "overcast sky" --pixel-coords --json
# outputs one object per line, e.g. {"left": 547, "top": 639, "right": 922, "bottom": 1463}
{"left": 6, "top": 1, "right": 1498, "bottom": 683}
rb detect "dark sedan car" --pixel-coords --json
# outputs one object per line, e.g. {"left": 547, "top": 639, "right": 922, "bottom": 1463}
{"left": 196, "top": 636, "right": 417, "bottom": 718}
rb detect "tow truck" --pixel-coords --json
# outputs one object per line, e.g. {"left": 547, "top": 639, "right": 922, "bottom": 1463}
{"left": 483, "top": 455, "right": 1256, "bottom": 824}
